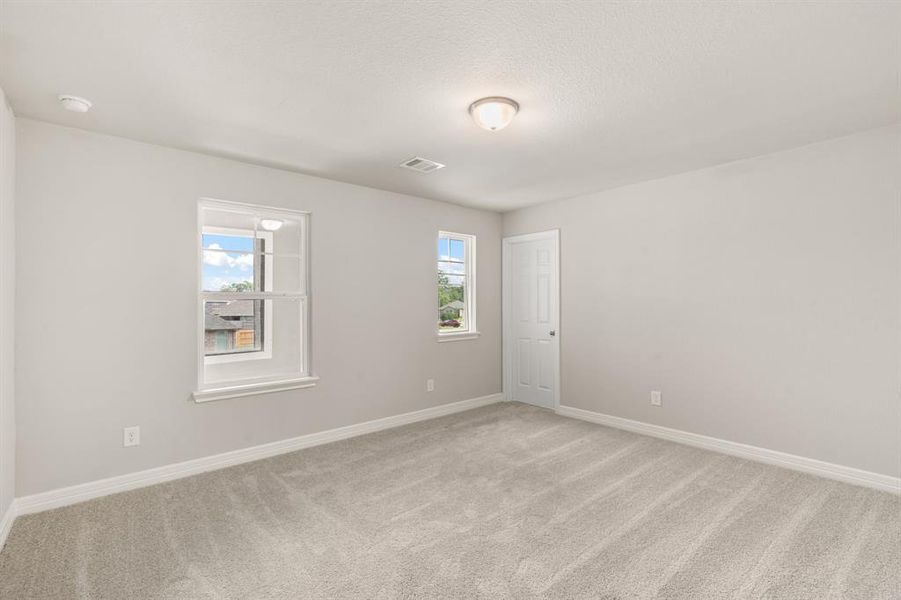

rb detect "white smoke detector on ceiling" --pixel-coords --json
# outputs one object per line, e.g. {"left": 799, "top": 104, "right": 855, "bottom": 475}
{"left": 58, "top": 95, "right": 92, "bottom": 113}
{"left": 399, "top": 156, "right": 445, "bottom": 173}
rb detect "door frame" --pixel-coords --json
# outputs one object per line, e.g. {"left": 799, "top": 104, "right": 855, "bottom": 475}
{"left": 502, "top": 229, "right": 561, "bottom": 409}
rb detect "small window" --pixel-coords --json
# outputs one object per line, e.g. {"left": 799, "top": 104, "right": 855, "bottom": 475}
{"left": 196, "top": 199, "right": 314, "bottom": 400}
{"left": 437, "top": 231, "right": 477, "bottom": 338}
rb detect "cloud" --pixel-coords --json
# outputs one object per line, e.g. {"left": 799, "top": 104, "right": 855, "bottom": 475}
{"left": 203, "top": 244, "right": 254, "bottom": 271}
{"left": 205, "top": 275, "right": 252, "bottom": 291}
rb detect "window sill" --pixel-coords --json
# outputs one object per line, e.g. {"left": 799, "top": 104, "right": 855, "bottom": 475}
{"left": 436, "top": 331, "right": 481, "bottom": 343}
{"left": 193, "top": 376, "right": 319, "bottom": 403}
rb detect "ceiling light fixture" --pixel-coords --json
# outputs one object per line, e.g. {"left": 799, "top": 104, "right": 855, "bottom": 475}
{"left": 58, "top": 94, "right": 93, "bottom": 113}
{"left": 468, "top": 96, "right": 519, "bottom": 131}
{"left": 259, "top": 219, "right": 284, "bottom": 231}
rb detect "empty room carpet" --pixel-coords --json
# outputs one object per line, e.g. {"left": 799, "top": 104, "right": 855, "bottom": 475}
{"left": 1, "top": 402, "right": 898, "bottom": 599}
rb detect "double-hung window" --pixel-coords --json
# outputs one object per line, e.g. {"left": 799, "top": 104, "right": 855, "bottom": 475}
{"left": 437, "top": 231, "right": 477, "bottom": 339}
{"left": 194, "top": 199, "right": 315, "bottom": 401}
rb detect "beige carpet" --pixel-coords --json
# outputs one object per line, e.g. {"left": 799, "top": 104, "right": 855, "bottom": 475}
{"left": 1, "top": 402, "right": 898, "bottom": 599}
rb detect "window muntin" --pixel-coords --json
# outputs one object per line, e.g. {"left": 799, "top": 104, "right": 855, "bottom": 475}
{"left": 438, "top": 231, "right": 476, "bottom": 336}
{"left": 198, "top": 200, "right": 310, "bottom": 390}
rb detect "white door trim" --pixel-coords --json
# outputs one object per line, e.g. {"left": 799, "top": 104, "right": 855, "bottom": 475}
{"left": 502, "top": 229, "right": 561, "bottom": 409}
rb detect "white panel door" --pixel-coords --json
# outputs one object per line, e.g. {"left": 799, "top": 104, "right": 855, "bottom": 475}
{"left": 505, "top": 231, "right": 558, "bottom": 409}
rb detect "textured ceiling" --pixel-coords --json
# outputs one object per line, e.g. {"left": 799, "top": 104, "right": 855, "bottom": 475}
{"left": 1, "top": 1, "right": 899, "bottom": 211}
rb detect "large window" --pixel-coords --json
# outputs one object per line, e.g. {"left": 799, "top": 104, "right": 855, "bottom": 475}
{"left": 195, "top": 199, "right": 314, "bottom": 401}
{"left": 437, "top": 231, "right": 477, "bottom": 338}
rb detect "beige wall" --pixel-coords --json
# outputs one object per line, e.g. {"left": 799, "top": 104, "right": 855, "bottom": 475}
{"left": 12, "top": 117, "right": 899, "bottom": 496}
{"left": 0, "top": 89, "right": 15, "bottom": 515}
{"left": 15, "top": 119, "right": 502, "bottom": 496}
{"left": 504, "top": 125, "right": 901, "bottom": 477}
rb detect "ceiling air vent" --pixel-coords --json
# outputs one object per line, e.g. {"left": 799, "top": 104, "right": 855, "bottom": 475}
{"left": 399, "top": 156, "right": 445, "bottom": 173}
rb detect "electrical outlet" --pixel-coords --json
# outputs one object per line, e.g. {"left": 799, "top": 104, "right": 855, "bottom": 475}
{"left": 650, "top": 391, "right": 662, "bottom": 407}
{"left": 426, "top": 378, "right": 435, "bottom": 392}
{"left": 123, "top": 426, "right": 140, "bottom": 447}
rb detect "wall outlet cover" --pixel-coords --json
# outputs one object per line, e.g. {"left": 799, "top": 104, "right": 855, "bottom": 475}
{"left": 123, "top": 426, "right": 140, "bottom": 447}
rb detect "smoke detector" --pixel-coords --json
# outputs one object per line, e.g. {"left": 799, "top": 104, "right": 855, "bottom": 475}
{"left": 399, "top": 156, "right": 445, "bottom": 173}
{"left": 58, "top": 95, "right": 93, "bottom": 113}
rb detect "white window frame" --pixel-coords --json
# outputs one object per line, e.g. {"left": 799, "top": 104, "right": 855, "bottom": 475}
{"left": 194, "top": 198, "right": 316, "bottom": 402}
{"left": 202, "top": 225, "right": 274, "bottom": 364}
{"left": 437, "top": 230, "right": 479, "bottom": 342}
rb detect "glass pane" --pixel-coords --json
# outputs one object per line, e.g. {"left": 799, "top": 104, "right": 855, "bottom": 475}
{"left": 202, "top": 248, "right": 302, "bottom": 293}
{"left": 202, "top": 218, "right": 303, "bottom": 293}
{"left": 438, "top": 260, "right": 465, "bottom": 276}
{"left": 202, "top": 249, "right": 257, "bottom": 292}
{"left": 201, "top": 204, "right": 305, "bottom": 256}
{"left": 438, "top": 277, "right": 466, "bottom": 332}
{"left": 202, "top": 233, "right": 255, "bottom": 253}
{"left": 267, "top": 255, "right": 304, "bottom": 293}
{"left": 204, "top": 299, "right": 265, "bottom": 356}
{"left": 203, "top": 231, "right": 259, "bottom": 292}
{"left": 438, "top": 237, "right": 450, "bottom": 259}
{"left": 449, "top": 239, "right": 465, "bottom": 261}
{"left": 265, "top": 217, "right": 304, "bottom": 257}
{"left": 203, "top": 297, "right": 305, "bottom": 384}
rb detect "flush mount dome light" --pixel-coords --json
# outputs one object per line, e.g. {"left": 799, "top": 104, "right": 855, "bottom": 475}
{"left": 468, "top": 96, "right": 519, "bottom": 131}
{"left": 259, "top": 219, "right": 284, "bottom": 231}
{"left": 58, "top": 94, "right": 92, "bottom": 113}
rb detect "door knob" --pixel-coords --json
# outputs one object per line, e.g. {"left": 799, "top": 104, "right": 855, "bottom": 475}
{"left": 549, "top": 330, "right": 556, "bottom": 336}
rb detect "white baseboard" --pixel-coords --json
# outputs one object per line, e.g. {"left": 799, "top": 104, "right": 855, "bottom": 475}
{"left": 14, "top": 393, "right": 504, "bottom": 517}
{"left": 0, "top": 500, "right": 14, "bottom": 551}
{"left": 556, "top": 405, "right": 900, "bottom": 495}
